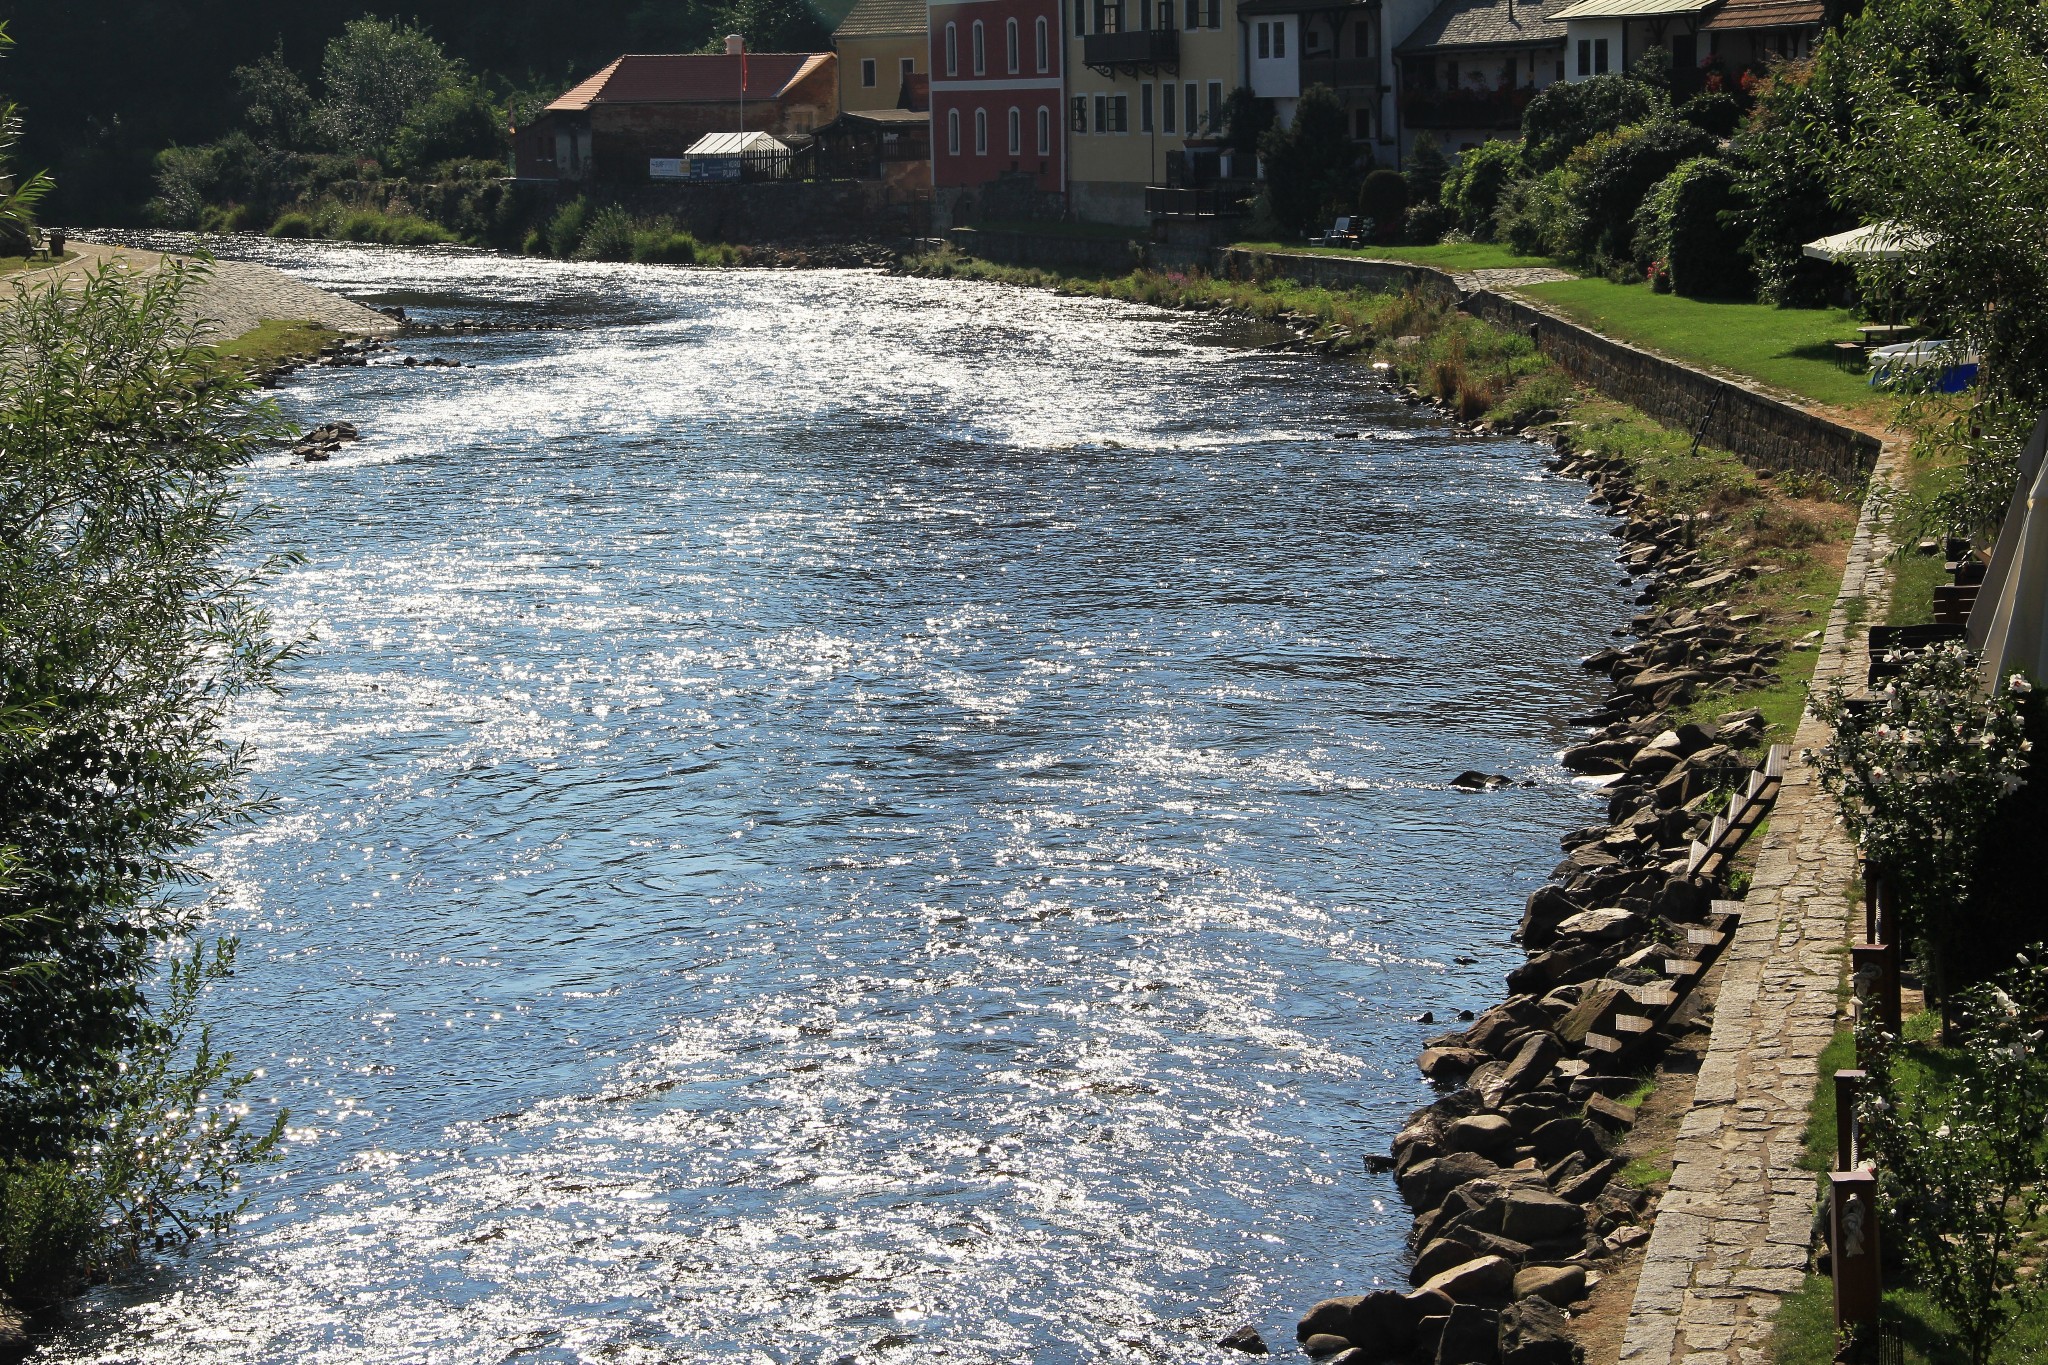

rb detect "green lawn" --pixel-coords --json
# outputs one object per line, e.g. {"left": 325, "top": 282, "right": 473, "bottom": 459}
{"left": 207, "top": 319, "right": 338, "bottom": 372}
{"left": 1230, "top": 240, "right": 1558, "bottom": 271}
{"left": 1520, "top": 277, "right": 1890, "bottom": 416}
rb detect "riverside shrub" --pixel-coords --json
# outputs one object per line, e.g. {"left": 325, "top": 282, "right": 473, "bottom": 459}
{"left": 1522, "top": 73, "right": 1663, "bottom": 172}
{"left": 0, "top": 261, "right": 289, "bottom": 1307}
{"left": 1633, "top": 156, "right": 1752, "bottom": 297}
{"left": 1442, "top": 139, "right": 1523, "bottom": 239}
{"left": 1567, "top": 119, "right": 1717, "bottom": 265}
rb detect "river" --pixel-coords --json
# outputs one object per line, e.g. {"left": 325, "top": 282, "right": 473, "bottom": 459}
{"left": 40, "top": 240, "right": 1629, "bottom": 1365}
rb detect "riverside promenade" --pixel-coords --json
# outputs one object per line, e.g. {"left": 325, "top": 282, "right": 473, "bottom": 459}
{"left": 12, "top": 241, "right": 398, "bottom": 342}
{"left": 1617, "top": 440, "right": 1902, "bottom": 1365}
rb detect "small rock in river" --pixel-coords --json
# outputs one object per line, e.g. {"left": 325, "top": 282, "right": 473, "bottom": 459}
{"left": 1216, "top": 1324, "right": 1269, "bottom": 1355}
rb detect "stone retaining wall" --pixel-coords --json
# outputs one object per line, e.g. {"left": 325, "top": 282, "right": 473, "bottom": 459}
{"left": 1214, "top": 247, "right": 1464, "bottom": 302}
{"left": 946, "top": 226, "right": 1144, "bottom": 273}
{"left": 1463, "top": 290, "right": 1881, "bottom": 487}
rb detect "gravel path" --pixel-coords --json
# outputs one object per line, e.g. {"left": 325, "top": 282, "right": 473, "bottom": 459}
{"left": 9, "top": 242, "right": 398, "bottom": 341}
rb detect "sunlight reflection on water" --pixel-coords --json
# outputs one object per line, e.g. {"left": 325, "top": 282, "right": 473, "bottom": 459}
{"left": 43, "top": 238, "right": 1630, "bottom": 1365}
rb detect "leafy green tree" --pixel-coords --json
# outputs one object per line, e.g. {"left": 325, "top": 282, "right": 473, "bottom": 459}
{"left": 1442, "top": 139, "right": 1523, "bottom": 239}
{"left": 1632, "top": 156, "right": 1752, "bottom": 296}
{"left": 702, "top": 0, "right": 831, "bottom": 53}
{"left": 315, "top": 17, "right": 459, "bottom": 158}
{"left": 1566, "top": 118, "right": 1716, "bottom": 263}
{"left": 1220, "top": 86, "right": 1276, "bottom": 155}
{"left": 1827, "top": 0, "right": 2048, "bottom": 404}
{"left": 1403, "top": 131, "right": 1448, "bottom": 206}
{"left": 1857, "top": 950, "right": 2048, "bottom": 1365}
{"left": 391, "top": 79, "right": 509, "bottom": 174}
{"left": 1356, "top": 168, "right": 1408, "bottom": 243}
{"left": 1730, "top": 60, "right": 1852, "bottom": 305}
{"left": 0, "top": 261, "right": 294, "bottom": 1154}
{"left": 1258, "top": 84, "right": 1355, "bottom": 238}
{"left": 1520, "top": 73, "right": 1663, "bottom": 171}
{"left": 0, "top": 260, "right": 292, "bottom": 1308}
{"left": 0, "top": 24, "right": 51, "bottom": 255}
{"left": 234, "top": 40, "right": 315, "bottom": 150}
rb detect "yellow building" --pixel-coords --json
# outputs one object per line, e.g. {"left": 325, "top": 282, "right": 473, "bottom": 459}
{"left": 835, "top": 0, "right": 931, "bottom": 112}
{"left": 1063, "top": 0, "right": 1244, "bottom": 225}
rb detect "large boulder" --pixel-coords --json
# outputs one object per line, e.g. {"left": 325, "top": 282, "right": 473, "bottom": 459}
{"left": 1217, "top": 1324, "right": 1269, "bottom": 1354}
{"left": 1399, "top": 1152, "right": 1504, "bottom": 1211}
{"left": 1499, "top": 1189, "right": 1589, "bottom": 1244}
{"left": 1512, "top": 1265, "right": 1587, "bottom": 1307}
{"left": 1349, "top": 1288, "right": 1422, "bottom": 1356}
{"left": 1552, "top": 982, "right": 1629, "bottom": 1048}
{"left": 1517, "top": 885, "right": 1582, "bottom": 949}
{"left": 1497, "top": 1295, "right": 1584, "bottom": 1365}
{"left": 1477, "top": 1032, "right": 1563, "bottom": 1109}
{"left": 1421, "top": 1046, "right": 1492, "bottom": 1082}
{"left": 1415, "top": 1255, "right": 1516, "bottom": 1307}
{"left": 1436, "top": 1302, "right": 1502, "bottom": 1365}
{"left": 1303, "top": 1333, "right": 1354, "bottom": 1358}
{"left": 1443, "top": 1114, "right": 1517, "bottom": 1159}
{"left": 1551, "top": 908, "right": 1643, "bottom": 943}
{"left": 1297, "top": 1296, "right": 1363, "bottom": 1343}
{"left": 1529, "top": 1117, "right": 1606, "bottom": 1167}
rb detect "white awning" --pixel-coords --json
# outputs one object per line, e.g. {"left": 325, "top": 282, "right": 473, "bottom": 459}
{"left": 1801, "top": 222, "right": 1932, "bottom": 263}
{"left": 1550, "top": 0, "right": 1718, "bottom": 19}
{"left": 683, "top": 131, "right": 791, "bottom": 157}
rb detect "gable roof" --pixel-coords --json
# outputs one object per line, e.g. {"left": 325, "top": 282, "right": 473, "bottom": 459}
{"left": 834, "top": 0, "right": 927, "bottom": 39}
{"left": 547, "top": 53, "right": 835, "bottom": 111}
{"left": 1549, "top": 0, "right": 1716, "bottom": 16}
{"left": 1699, "top": 0, "right": 1824, "bottom": 27}
{"left": 1397, "top": 0, "right": 1573, "bottom": 53}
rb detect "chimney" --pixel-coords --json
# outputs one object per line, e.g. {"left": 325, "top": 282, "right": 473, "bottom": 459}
{"left": 726, "top": 34, "right": 745, "bottom": 54}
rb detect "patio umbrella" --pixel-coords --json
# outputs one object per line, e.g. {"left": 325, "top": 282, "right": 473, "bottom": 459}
{"left": 1802, "top": 222, "right": 1932, "bottom": 263}
{"left": 1969, "top": 410, "right": 2048, "bottom": 692}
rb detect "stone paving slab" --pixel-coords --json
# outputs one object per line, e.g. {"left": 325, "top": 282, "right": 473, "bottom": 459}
{"left": 1617, "top": 438, "right": 1903, "bottom": 1365}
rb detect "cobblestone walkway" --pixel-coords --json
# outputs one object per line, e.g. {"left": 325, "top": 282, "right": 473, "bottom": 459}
{"left": 11, "top": 242, "right": 397, "bottom": 341}
{"left": 1454, "top": 266, "right": 1577, "bottom": 290}
{"left": 1618, "top": 439, "right": 1904, "bottom": 1365}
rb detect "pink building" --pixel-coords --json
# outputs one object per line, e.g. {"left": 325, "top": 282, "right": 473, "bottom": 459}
{"left": 928, "top": 0, "right": 1065, "bottom": 193}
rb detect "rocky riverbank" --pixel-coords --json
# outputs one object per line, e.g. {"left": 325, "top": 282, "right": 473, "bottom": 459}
{"left": 1272, "top": 426, "right": 1799, "bottom": 1365}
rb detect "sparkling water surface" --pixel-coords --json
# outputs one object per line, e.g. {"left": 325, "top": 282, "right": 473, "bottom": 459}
{"left": 41, "top": 239, "right": 1628, "bottom": 1365}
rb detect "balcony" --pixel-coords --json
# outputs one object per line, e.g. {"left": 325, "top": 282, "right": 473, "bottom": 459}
{"left": 1083, "top": 28, "right": 1180, "bottom": 75}
{"left": 1399, "top": 86, "right": 1532, "bottom": 130}
{"left": 1299, "top": 56, "right": 1379, "bottom": 91}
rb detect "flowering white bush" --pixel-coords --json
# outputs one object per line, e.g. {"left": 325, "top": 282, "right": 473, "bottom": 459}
{"left": 1810, "top": 642, "right": 2031, "bottom": 995}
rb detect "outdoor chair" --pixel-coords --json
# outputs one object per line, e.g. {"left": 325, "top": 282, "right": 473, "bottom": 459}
{"left": 1319, "top": 216, "right": 1360, "bottom": 248}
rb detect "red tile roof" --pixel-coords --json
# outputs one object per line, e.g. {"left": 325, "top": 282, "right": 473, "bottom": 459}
{"left": 547, "top": 53, "right": 835, "bottom": 111}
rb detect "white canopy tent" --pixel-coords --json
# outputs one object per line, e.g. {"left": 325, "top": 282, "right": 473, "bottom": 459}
{"left": 1802, "top": 222, "right": 1933, "bottom": 263}
{"left": 1967, "top": 411, "right": 2048, "bottom": 691}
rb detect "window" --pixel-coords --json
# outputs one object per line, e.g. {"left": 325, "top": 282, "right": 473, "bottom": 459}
{"left": 947, "top": 108, "right": 961, "bottom": 154}
{"left": 902, "top": 56, "right": 915, "bottom": 82}
{"left": 972, "top": 20, "right": 986, "bottom": 74}
{"left": 974, "top": 107, "right": 988, "bottom": 153}
{"left": 1075, "top": 0, "right": 1087, "bottom": 37}
{"left": 1071, "top": 95, "right": 1088, "bottom": 131}
{"left": 861, "top": 58, "right": 876, "bottom": 87}
{"left": 1185, "top": 83, "right": 1198, "bottom": 133}
{"left": 946, "top": 22, "right": 958, "bottom": 76}
{"left": 1006, "top": 18, "right": 1019, "bottom": 72}
{"left": 1157, "top": 0, "right": 1173, "bottom": 28}
{"left": 1037, "top": 105, "right": 1051, "bottom": 154}
{"left": 1273, "top": 20, "right": 1285, "bottom": 57}
{"left": 1594, "top": 38, "right": 1609, "bottom": 73}
{"left": 1206, "top": 80, "right": 1222, "bottom": 128}
{"left": 1094, "top": 92, "right": 1108, "bottom": 132}
{"left": 1161, "top": 80, "right": 1176, "bottom": 132}
{"left": 1352, "top": 107, "right": 1370, "bottom": 138}
{"left": 1095, "top": 0, "right": 1124, "bottom": 33}
{"left": 1110, "top": 93, "right": 1128, "bottom": 131}
{"left": 1184, "top": 0, "right": 1198, "bottom": 26}
{"left": 1207, "top": 0, "right": 1220, "bottom": 28}
{"left": 1257, "top": 22, "right": 1269, "bottom": 59}
{"left": 1007, "top": 107, "right": 1021, "bottom": 154}
{"left": 1036, "top": 17, "right": 1049, "bottom": 71}
{"left": 1354, "top": 24, "right": 1370, "bottom": 58}
{"left": 1140, "top": 82, "right": 1153, "bottom": 132}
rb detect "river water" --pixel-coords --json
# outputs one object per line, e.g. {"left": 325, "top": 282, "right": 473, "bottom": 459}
{"left": 42, "top": 240, "right": 1628, "bottom": 1365}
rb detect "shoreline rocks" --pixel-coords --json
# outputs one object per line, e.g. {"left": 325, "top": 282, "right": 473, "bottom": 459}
{"left": 1292, "top": 425, "right": 1782, "bottom": 1365}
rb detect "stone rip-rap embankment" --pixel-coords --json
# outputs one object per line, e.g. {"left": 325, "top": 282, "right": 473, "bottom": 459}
{"left": 1278, "top": 419, "right": 1891, "bottom": 1365}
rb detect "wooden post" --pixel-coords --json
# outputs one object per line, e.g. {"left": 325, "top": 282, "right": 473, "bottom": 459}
{"left": 1831, "top": 1168, "right": 1882, "bottom": 1354}
{"left": 1853, "top": 943, "right": 1901, "bottom": 1034}
{"left": 1863, "top": 863, "right": 1883, "bottom": 942}
{"left": 1834, "top": 1070, "right": 1865, "bottom": 1171}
